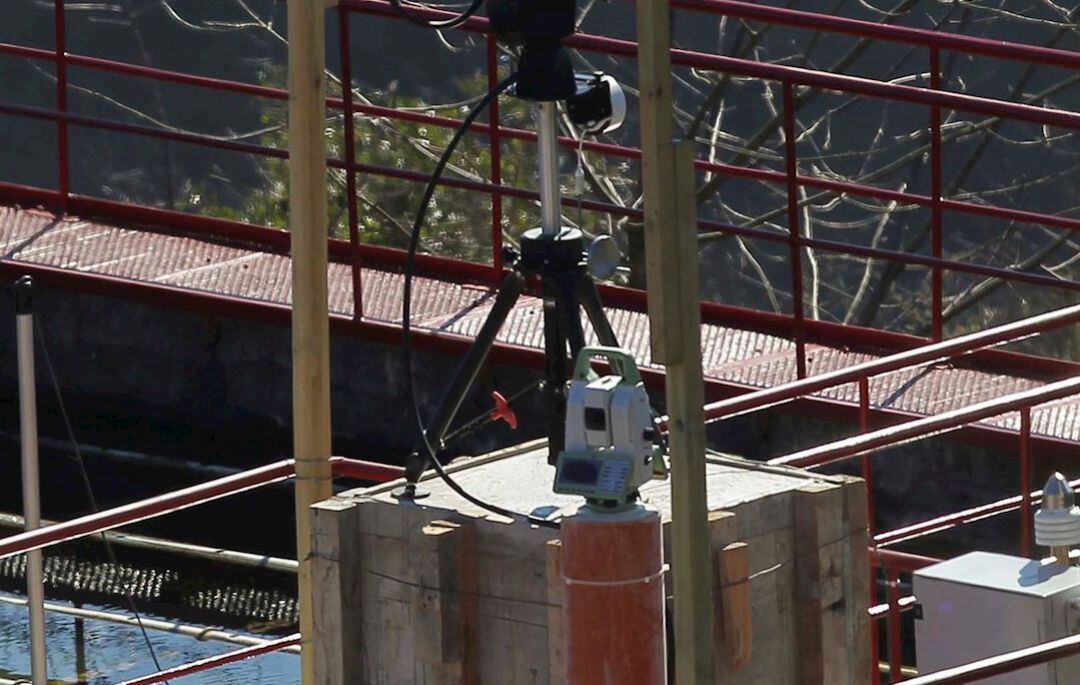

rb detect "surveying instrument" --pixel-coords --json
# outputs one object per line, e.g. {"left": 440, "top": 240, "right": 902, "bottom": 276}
{"left": 397, "top": 0, "right": 635, "bottom": 498}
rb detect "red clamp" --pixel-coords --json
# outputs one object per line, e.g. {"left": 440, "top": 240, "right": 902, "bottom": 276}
{"left": 491, "top": 391, "right": 518, "bottom": 430}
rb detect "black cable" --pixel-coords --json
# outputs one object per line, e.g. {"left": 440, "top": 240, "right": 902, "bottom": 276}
{"left": 400, "top": 73, "right": 559, "bottom": 530}
{"left": 34, "top": 317, "right": 169, "bottom": 681}
{"left": 388, "top": 0, "right": 484, "bottom": 29}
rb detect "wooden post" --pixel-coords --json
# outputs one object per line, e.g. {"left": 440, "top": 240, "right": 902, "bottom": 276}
{"left": 637, "top": 0, "right": 716, "bottom": 677}
{"left": 715, "top": 542, "right": 752, "bottom": 671}
{"left": 794, "top": 481, "right": 870, "bottom": 685}
{"left": 547, "top": 539, "right": 567, "bottom": 685}
{"left": 414, "top": 520, "right": 480, "bottom": 685}
{"left": 288, "top": 1, "right": 333, "bottom": 683}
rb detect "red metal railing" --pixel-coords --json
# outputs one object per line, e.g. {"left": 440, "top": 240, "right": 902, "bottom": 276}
{"left": 769, "top": 374, "right": 1080, "bottom": 681}
{"left": 0, "top": 0, "right": 1076, "bottom": 382}
{"left": 115, "top": 633, "right": 303, "bottom": 685}
{"left": 0, "top": 455, "right": 403, "bottom": 681}
{"left": 0, "top": 456, "right": 402, "bottom": 559}
{"left": 0, "top": 3, "right": 1075, "bottom": 682}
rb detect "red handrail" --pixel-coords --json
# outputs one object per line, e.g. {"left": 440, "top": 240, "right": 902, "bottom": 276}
{"left": 900, "top": 633, "right": 1080, "bottom": 685}
{"left": 0, "top": 457, "right": 404, "bottom": 560}
{"left": 114, "top": 633, "right": 302, "bottom": 685}
{"left": 700, "top": 303, "right": 1080, "bottom": 423}
{"left": 770, "top": 375, "right": 1080, "bottom": 469}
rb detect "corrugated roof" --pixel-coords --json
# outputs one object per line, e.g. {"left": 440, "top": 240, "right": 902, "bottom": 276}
{"left": 0, "top": 205, "right": 1076, "bottom": 445}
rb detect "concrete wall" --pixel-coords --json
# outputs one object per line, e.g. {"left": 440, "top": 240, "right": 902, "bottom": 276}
{"left": 0, "top": 285, "right": 549, "bottom": 470}
{"left": 0, "top": 284, "right": 1032, "bottom": 552}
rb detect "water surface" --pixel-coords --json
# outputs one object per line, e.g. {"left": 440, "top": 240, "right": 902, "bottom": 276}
{"left": 0, "top": 593, "right": 299, "bottom": 684}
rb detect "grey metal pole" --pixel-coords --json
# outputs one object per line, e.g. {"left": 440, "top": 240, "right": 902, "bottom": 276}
{"left": 14, "top": 276, "right": 47, "bottom": 685}
{"left": 537, "top": 101, "right": 562, "bottom": 237}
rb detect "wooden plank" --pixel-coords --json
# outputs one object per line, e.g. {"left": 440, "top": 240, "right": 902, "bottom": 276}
{"left": 288, "top": 1, "right": 333, "bottom": 683}
{"left": 637, "top": 0, "right": 681, "bottom": 365}
{"left": 839, "top": 476, "right": 872, "bottom": 683}
{"left": 414, "top": 520, "right": 480, "bottom": 685}
{"left": 311, "top": 497, "right": 363, "bottom": 685}
{"left": 645, "top": 130, "right": 717, "bottom": 682}
{"left": 546, "top": 540, "right": 566, "bottom": 685}
{"left": 715, "top": 542, "right": 752, "bottom": 672}
{"left": 793, "top": 482, "right": 850, "bottom": 685}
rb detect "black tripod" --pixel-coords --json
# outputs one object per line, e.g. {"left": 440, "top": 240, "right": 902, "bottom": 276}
{"left": 398, "top": 221, "right": 619, "bottom": 497}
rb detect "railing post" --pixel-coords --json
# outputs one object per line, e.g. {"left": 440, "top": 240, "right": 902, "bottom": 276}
{"left": 887, "top": 568, "right": 904, "bottom": 682}
{"left": 55, "top": 0, "right": 70, "bottom": 213}
{"left": 871, "top": 568, "right": 882, "bottom": 685}
{"left": 15, "top": 277, "right": 48, "bottom": 685}
{"left": 782, "top": 80, "right": 807, "bottom": 378}
{"left": 930, "top": 47, "right": 943, "bottom": 341}
{"left": 859, "top": 376, "right": 876, "bottom": 535}
{"left": 1020, "top": 408, "right": 1033, "bottom": 558}
{"left": 487, "top": 36, "right": 504, "bottom": 275}
{"left": 338, "top": 5, "right": 363, "bottom": 319}
{"left": 864, "top": 382, "right": 881, "bottom": 685}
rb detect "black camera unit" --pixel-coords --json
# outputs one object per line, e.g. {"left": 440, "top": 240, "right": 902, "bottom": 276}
{"left": 486, "top": 0, "right": 578, "bottom": 101}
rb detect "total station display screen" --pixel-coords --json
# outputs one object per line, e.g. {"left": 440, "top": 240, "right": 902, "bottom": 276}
{"left": 561, "top": 458, "right": 600, "bottom": 485}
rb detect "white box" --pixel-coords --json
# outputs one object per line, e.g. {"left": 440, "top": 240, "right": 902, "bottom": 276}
{"left": 914, "top": 551, "right": 1080, "bottom": 684}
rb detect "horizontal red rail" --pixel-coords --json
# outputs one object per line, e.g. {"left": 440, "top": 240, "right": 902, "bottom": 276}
{"left": 770, "top": 375, "right": 1080, "bottom": 469}
{"left": 0, "top": 457, "right": 404, "bottom": 560}
{"left": 114, "top": 633, "right": 302, "bottom": 685}
{"left": 2, "top": 95, "right": 1075, "bottom": 297}
{"left": 901, "top": 633, "right": 1080, "bottom": 685}
{"left": 869, "top": 548, "right": 940, "bottom": 573}
{"left": 11, "top": 37, "right": 1080, "bottom": 237}
{"left": 339, "top": 0, "right": 1080, "bottom": 131}
{"left": 700, "top": 303, "right": 1080, "bottom": 422}
{"left": 876, "top": 476, "right": 1080, "bottom": 547}
{"left": 670, "top": 0, "right": 1080, "bottom": 70}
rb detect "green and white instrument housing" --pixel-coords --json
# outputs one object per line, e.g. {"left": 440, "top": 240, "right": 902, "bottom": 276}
{"left": 554, "top": 347, "right": 666, "bottom": 510}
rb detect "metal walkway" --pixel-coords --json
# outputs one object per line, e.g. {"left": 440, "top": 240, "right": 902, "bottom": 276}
{"left": 1, "top": 203, "right": 1076, "bottom": 454}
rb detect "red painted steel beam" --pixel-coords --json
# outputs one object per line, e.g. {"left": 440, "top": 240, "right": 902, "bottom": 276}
{"left": 899, "top": 633, "right": 1080, "bottom": 685}
{"left": 341, "top": 0, "right": 1080, "bottom": 131}
{"left": 3, "top": 169, "right": 1068, "bottom": 380}
{"left": 0, "top": 456, "right": 402, "bottom": 560}
{"left": 0, "top": 460, "right": 297, "bottom": 560}
{"left": 669, "top": 0, "right": 1080, "bottom": 70}
{"left": 870, "top": 548, "right": 940, "bottom": 573}
{"left": 770, "top": 375, "right": 1080, "bottom": 470}
{"left": 1, "top": 180, "right": 1076, "bottom": 387}
{"left": 329, "top": 456, "right": 405, "bottom": 482}
{"left": 114, "top": 633, "right": 302, "bottom": 685}
{"left": 875, "top": 476, "right": 1080, "bottom": 548}
{"left": 0, "top": 251, "right": 1075, "bottom": 464}
{"left": 701, "top": 304, "right": 1080, "bottom": 422}
{"left": 9, "top": 35, "right": 1080, "bottom": 238}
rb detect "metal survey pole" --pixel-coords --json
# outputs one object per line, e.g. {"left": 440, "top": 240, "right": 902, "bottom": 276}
{"left": 287, "top": 1, "right": 333, "bottom": 682}
{"left": 537, "top": 101, "right": 562, "bottom": 236}
{"left": 15, "top": 276, "right": 47, "bottom": 685}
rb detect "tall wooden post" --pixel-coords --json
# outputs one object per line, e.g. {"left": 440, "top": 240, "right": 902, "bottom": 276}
{"left": 288, "top": 1, "right": 333, "bottom": 683}
{"left": 636, "top": 0, "right": 717, "bottom": 682}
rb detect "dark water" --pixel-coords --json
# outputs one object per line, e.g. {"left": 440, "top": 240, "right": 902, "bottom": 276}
{"left": 0, "top": 593, "right": 298, "bottom": 684}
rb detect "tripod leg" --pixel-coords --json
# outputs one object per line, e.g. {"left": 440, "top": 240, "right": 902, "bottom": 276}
{"left": 402, "top": 270, "right": 526, "bottom": 487}
{"left": 543, "top": 278, "right": 570, "bottom": 464}
{"left": 561, "top": 276, "right": 588, "bottom": 360}
{"left": 577, "top": 272, "right": 620, "bottom": 348}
